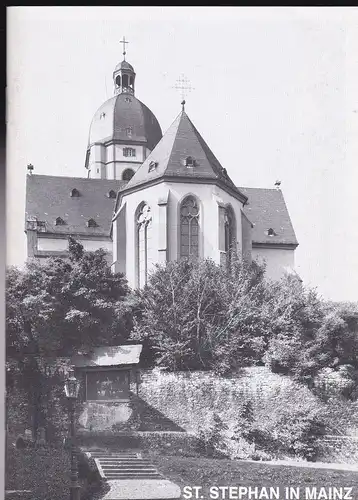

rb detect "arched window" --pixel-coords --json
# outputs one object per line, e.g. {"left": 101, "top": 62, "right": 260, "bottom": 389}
{"left": 116, "top": 75, "right": 121, "bottom": 87}
{"left": 122, "top": 168, "right": 135, "bottom": 181}
{"left": 224, "top": 206, "right": 236, "bottom": 260}
{"left": 70, "top": 188, "right": 80, "bottom": 197}
{"left": 180, "top": 196, "right": 199, "bottom": 258}
{"left": 136, "top": 203, "right": 152, "bottom": 287}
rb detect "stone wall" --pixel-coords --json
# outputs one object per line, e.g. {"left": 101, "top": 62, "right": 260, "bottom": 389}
{"left": 137, "top": 366, "right": 306, "bottom": 433}
{"left": 137, "top": 367, "right": 358, "bottom": 438}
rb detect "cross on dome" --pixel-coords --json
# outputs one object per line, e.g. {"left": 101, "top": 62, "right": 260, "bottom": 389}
{"left": 120, "top": 36, "right": 129, "bottom": 60}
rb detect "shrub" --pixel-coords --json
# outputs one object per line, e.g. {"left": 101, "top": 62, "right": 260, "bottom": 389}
{"left": 275, "top": 410, "right": 326, "bottom": 461}
{"left": 197, "top": 413, "right": 228, "bottom": 457}
{"left": 137, "top": 431, "right": 200, "bottom": 457}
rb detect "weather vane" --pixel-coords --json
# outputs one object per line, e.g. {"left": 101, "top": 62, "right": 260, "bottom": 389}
{"left": 173, "top": 74, "right": 194, "bottom": 109}
{"left": 120, "top": 36, "right": 129, "bottom": 60}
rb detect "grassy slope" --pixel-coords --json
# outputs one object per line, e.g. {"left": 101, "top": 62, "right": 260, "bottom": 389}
{"left": 152, "top": 455, "right": 358, "bottom": 500}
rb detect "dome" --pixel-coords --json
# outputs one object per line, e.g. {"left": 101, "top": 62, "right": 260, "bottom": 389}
{"left": 115, "top": 60, "right": 134, "bottom": 72}
{"left": 88, "top": 93, "right": 162, "bottom": 151}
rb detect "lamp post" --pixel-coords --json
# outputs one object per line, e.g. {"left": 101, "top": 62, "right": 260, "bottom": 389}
{"left": 64, "top": 368, "right": 81, "bottom": 500}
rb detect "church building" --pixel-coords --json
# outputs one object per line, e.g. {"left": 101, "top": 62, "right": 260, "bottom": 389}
{"left": 25, "top": 43, "right": 299, "bottom": 289}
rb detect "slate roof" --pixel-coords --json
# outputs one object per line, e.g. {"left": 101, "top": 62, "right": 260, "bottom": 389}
{"left": 71, "top": 344, "right": 143, "bottom": 367}
{"left": 123, "top": 110, "right": 246, "bottom": 201}
{"left": 88, "top": 93, "right": 162, "bottom": 151}
{"left": 25, "top": 174, "right": 126, "bottom": 237}
{"left": 239, "top": 187, "right": 298, "bottom": 246}
{"left": 25, "top": 178, "right": 298, "bottom": 246}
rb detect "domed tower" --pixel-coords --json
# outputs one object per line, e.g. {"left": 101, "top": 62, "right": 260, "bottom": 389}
{"left": 85, "top": 44, "right": 162, "bottom": 181}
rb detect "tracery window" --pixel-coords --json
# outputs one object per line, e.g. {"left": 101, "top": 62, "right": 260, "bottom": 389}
{"left": 224, "top": 206, "right": 236, "bottom": 261}
{"left": 137, "top": 203, "right": 152, "bottom": 287}
{"left": 180, "top": 196, "right": 199, "bottom": 258}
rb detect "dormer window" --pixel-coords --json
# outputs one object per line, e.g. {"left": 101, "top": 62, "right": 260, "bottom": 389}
{"left": 55, "top": 217, "right": 66, "bottom": 226}
{"left": 87, "top": 218, "right": 98, "bottom": 228}
{"left": 123, "top": 147, "right": 136, "bottom": 157}
{"left": 185, "top": 156, "right": 196, "bottom": 167}
{"left": 267, "top": 228, "right": 277, "bottom": 237}
{"left": 37, "top": 221, "right": 46, "bottom": 232}
{"left": 70, "top": 188, "right": 80, "bottom": 197}
{"left": 148, "top": 161, "right": 158, "bottom": 173}
{"left": 107, "top": 190, "right": 116, "bottom": 199}
{"left": 125, "top": 127, "right": 133, "bottom": 137}
{"left": 100, "top": 112, "right": 106, "bottom": 120}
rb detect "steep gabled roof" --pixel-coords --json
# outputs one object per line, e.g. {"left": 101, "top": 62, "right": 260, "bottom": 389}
{"left": 25, "top": 174, "right": 126, "bottom": 237}
{"left": 123, "top": 110, "right": 247, "bottom": 201}
{"left": 239, "top": 186, "right": 298, "bottom": 246}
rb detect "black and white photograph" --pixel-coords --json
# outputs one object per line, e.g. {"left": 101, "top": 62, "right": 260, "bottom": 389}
{"left": 5, "top": 6, "right": 358, "bottom": 500}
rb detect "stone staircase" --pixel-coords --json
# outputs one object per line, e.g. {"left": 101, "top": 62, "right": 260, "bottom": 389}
{"left": 89, "top": 450, "right": 163, "bottom": 480}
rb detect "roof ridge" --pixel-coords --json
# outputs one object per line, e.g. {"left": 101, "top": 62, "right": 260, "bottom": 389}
{"left": 239, "top": 186, "right": 283, "bottom": 192}
{"left": 27, "top": 173, "right": 126, "bottom": 183}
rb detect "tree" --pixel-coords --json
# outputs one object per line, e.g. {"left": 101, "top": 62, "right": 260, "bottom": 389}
{"left": 263, "top": 277, "right": 358, "bottom": 389}
{"left": 6, "top": 238, "right": 135, "bottom": 433}
{"left": 131, "top": 256, "right": 269, "bottom": 372}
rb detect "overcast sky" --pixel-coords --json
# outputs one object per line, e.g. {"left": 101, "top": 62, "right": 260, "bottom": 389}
{"left": 7, "top": 6, "right": 358, "bottom": 302}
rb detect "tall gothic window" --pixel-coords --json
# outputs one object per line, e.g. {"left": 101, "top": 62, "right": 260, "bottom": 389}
{"left": 180, "top": 196, "right": 199, "bottom": 258}
{"left": 224, "top": 206, "right": 236, "bottom": 261}
{"left": 137, "top": 203, "right": 152, "bottom": 287}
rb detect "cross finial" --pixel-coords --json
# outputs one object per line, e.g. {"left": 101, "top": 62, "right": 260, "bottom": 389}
{"left": 173, "top": 74, "right": 194, "bottom": 106}
{"left": 120, "top": 36, "right": 129, "bottom": 60}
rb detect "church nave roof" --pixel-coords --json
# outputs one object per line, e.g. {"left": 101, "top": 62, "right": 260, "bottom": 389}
{"left": 25, "top": 174, "right": 125, "bottom": 237}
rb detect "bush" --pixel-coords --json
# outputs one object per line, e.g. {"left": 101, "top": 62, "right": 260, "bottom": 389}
{"left": 137, "top": 431, "right": 201, "bottom": 457}
{"left": 275, "top": 410, "right": 326, "bottom": 461}
{"left": 196, "top": 413, "right": 228, "bottom": 457}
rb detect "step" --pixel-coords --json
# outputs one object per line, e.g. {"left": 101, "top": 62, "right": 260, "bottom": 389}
{"left": 102, "top": 469, "right": 157, "bottom": 475}
{"left": 104, "top": 471, "right": 161, "bottom": 476}
{"left": 98, "top": 459, "right": 150, "bottom": 462}
{"left": 100, "top": 464, "right": 155, "bottom": 468}
{"left": 98, "top": 460, "right": 151, "bottom": 464}
{"left": 89, "top": 450, "right": 140, "bottom": 456}
{"left": 97, "top": 457, "right": 146, "bottom": 460}
{"left": 105, "top": 474, "right": 162, "bottom": 479}
{"left": 99, "top": 462, "right": 152, "bottom": 467}
{"left": 91, "top": 453, "right": 140, "bottom": 458}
